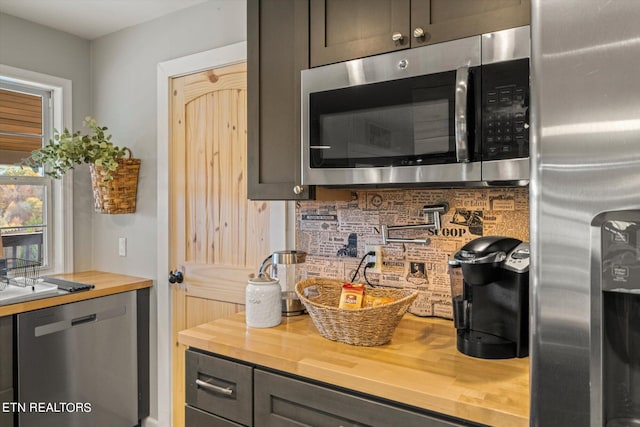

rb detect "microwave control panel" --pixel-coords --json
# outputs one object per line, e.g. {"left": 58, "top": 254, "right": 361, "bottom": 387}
{"left": 482, "top": 58, "right": 530, "bottom": 161}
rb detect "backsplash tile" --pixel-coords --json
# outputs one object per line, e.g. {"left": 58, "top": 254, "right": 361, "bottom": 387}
{"left": 295, "top": 187, "right": 529, "bottom": 318}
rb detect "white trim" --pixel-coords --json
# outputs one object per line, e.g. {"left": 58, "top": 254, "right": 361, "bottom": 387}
{"left": 285, "top": 201, "right": 297, "bottom": 249}
{"left": 156, "top": 41, "right": 287, "bottom": 427}
{"left": 0, "top": 64, "right": 74, "bottom": 273}
{"left": 142, "top": 416, "right": 159, "bottom": 427}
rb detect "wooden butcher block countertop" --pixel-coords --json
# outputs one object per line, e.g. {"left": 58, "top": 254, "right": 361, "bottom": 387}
{"left": 178, "top": 312, "right": 530, "bottom": 427}
{"left": 0, "top": 270, "right": 152, "bottom": 317}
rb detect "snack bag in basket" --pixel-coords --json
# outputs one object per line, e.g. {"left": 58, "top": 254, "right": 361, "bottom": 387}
{"left": 338, "top": 283, "right": 365, "bottom": 309}
{"left": 362, "top": 294, "right": 395, "bottom": 308}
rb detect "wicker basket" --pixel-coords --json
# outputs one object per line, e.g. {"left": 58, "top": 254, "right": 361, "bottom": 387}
{"left": 295, "top": 278, "right": 418, "bottom": 346}
{"left": 90, "top": 148, "right": 140, "bottom": 214}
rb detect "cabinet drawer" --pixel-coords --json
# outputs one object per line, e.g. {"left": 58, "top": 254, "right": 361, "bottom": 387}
{"left": 186, "top": 405, "right": 245, "bottom": 427}
{"left": 186, "top": 349, "right": 253, "bottom": 426}
{"left": 254, "top": 369, "right": 475, "bottom": 427}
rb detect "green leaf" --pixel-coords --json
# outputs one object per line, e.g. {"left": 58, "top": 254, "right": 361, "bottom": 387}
{"left": 22, "top": 116, "right": 131, "bottom": 181}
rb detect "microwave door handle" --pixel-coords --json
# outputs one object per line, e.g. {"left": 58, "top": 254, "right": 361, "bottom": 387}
{"left": 455, "top": 65, "right": 470, "bottom": 163}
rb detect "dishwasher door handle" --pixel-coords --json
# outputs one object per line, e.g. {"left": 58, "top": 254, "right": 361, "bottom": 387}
{"left": 71, "top": 313, "right": 96, "bottom": 326}
{"left": 195, "top": 379, "right": 234, "bottom": 397}
{"left": 34, "top": 305, "right": 126, "bottom": 337}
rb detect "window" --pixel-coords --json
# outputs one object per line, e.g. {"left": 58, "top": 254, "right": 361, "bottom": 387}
{"left": 0, "top": 66, "right": 73, "bottom": 274}
{"left": 0, "top": 81, "right": 52, "bottom": 265}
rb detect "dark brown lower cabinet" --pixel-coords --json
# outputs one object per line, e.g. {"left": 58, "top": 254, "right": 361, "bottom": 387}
{"left": 185, "top": 405, "right": 244, "bottom": 427}
{"left": 0, "top": 316, "right": 13, "bottom": 427}
{"left": 185, "top": 348, "right": 480, "bottom": 427}
{"left": 254, "top": 369, "right": 473, "bottom": 426}
{"left": 185, "top": 349, "right": 253, "bottom": 426}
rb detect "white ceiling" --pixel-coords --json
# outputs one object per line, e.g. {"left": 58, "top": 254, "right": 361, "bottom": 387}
{"left": 0, "top": 0, "right": 209, "bottom": 40}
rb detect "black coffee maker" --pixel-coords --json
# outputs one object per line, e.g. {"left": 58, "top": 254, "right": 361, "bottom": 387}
{"left": 450, "top": 236, "right": 530, "bottom": 359}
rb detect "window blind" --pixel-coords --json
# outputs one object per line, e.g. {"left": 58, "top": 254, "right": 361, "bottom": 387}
{"left": 0, "top": 88, "right": 43, "bottom": 157}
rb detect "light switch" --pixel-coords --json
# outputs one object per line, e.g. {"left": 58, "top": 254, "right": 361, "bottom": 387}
{"left": 118, "top": 237, "right": 127, "bottom": 257}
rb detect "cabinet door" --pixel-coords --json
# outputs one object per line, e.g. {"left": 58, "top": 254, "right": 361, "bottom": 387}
{"left": 0, "top": 316, "right": 13, "bottom": 427}
{"left": 411, "top": 0, "right": 530, "bottom": 47}
{"left": 247, "top": 0, "right": 312, "bottom": 200}
{"left": 254, "top": 369, "right": 471, "bottom": 426}
{"left": 310, "top": 0, "right": 411, "bottom": 67}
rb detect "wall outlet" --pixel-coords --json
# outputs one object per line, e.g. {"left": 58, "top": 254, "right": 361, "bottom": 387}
{"left": 365, "top": 244, "right": 382, "bottom": 274}
{"left": 118, "top": 237, "right": 127, "bottom": 257}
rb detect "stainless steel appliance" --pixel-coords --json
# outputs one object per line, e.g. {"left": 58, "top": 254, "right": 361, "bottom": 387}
{"left": 301, "top": 26, "right": 530, "bottom": 187}
{"left": 450, "top": 236, "right": 530, "bottom": 359}
{"left": 16, "top": 289, "right": 149, "bottom": 427}
{"left": 259, "top": 250, "right": 307, "bottom": 316}
{"left": 530, "top": 1, "right": 640, "bottom": 425}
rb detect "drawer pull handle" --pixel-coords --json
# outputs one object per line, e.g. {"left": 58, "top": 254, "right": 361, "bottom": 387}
{"left": 195, "top": 379, "right": 234, "bottom": 397}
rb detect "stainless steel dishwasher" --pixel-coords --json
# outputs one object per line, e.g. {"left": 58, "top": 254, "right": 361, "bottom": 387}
{"left": 16, "top": 289, "right": 149, "bottom": 427}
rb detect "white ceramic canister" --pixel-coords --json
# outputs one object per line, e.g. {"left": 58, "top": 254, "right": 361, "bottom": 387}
{"left": 245, "top": 272, "right": 282, "bottom": 328}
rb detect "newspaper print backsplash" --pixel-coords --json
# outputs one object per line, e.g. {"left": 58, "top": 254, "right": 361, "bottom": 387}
{"left": 295, "top": 187, "right": 529, "bottom": 318}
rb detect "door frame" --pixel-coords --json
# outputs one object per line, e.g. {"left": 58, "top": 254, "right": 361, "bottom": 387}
{"left": 156, "top": 42, "right": 288, "bottom": 427}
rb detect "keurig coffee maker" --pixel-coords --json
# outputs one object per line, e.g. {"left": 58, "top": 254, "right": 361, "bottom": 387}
{"left": 450, "top": 236, "right": 530, "bottom": 359}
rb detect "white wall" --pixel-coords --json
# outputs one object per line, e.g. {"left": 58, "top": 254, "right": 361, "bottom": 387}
{"left": 0, "top": 12, "right": 94, "bottom": 271}
{"left": 89, "top": 0, "right": 246, "bottom": 422}
{"left": 89, "top": 0, "right": 246, "bottom": 275}
{"left": 2, "top": 1, "right": 247, "bottom": 423}
{"left": 0, "top": 13, "right": 90, "bottom": 127}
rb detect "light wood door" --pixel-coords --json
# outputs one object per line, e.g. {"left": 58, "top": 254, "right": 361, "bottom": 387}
{"left": 169, "top": 62, "right": 270, "bottom": 427}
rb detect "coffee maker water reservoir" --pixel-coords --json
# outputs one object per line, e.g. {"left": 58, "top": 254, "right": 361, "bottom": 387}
{"left": 259, "top": 250, "right": 307, "bottom": 316}
{"left": 451, "top": 236, "right": 530, "bottom": 359}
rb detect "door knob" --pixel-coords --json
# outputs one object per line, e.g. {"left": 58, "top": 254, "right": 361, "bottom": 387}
{"left": 413, "top": 27, "right": 425, "bottom": 39}
{"left": 391, "top": 32, "right": 404, "bottom": 43}
{"left": 168, "top": 270, "right": 184, "bottom": 284}
{"left": 293, "top": 185, "right": 304, "bottom": 195}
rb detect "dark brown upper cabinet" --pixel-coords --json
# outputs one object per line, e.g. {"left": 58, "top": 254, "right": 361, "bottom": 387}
{"left": 412, "top": 0, "right": 530, "bottom": 47}
{"left": 247, "top": 0, "right": 312, "bottom": 200}
{"left": 310, "top": 0, "right": 530, "bottom": 67}
{"left": 310, "top": 0, "right": 411, "bottom": 67}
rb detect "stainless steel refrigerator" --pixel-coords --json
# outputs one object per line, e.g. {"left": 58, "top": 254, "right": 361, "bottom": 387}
{"left": 531, "top": 1, "right": 640, "bottom": 426}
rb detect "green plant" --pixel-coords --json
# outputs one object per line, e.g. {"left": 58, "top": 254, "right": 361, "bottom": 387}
{"left": 25, "top": 116, "right": 127, "bottom": 181}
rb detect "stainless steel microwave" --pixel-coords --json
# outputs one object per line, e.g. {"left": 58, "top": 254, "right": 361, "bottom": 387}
{"left": 301, "top": 26, "right": 530, "bottom": 187}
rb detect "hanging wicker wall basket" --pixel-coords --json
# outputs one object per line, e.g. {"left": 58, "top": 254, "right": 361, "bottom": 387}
{"left": 89, "top": 148, "right": 141, "bottom": 214}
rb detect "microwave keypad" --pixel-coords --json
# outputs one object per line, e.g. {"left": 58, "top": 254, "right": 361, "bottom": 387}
{"left": 481, "top": 58, "right": 530, "bottom": 162}
{"left": 485, "top": 84, "right": 528, "bottom": 159}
